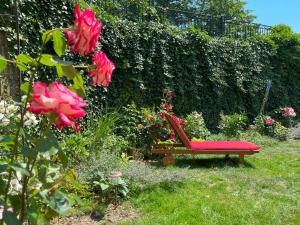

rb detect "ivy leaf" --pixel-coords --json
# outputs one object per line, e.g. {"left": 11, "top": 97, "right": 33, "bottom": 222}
{"left": 9, "top": 163, "right": 30, "bottom": 176}
{"left": 3, "top": 211, "right": 21, "bottom": 225}
{"left": 0, "top": 56, "right": 7, "bottom": 73}
{"left": 42, "top": 30, "right": 53, "bottom": 45}
{"left": 53, "top": 30, "right": 66, "bottom": 57}
{"left": 39, "top": 54, "right": 57, "bottom": 67}
{"left": 16, "top": 54, "right": 37, "bottom": 66}
{"left": 39, "top": 190, "right": 72, "bottom": 215}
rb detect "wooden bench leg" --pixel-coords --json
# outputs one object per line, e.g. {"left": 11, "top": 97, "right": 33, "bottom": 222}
{"left": 239, "top": 154, "right": 245, "bottom": 164}
{"left": 162, "top": 154, "right": 175, "bottom": 166}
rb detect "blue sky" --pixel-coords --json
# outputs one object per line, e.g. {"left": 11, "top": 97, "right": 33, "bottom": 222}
{"left": 245, "top": 0, "right": 300, "bottom": 33}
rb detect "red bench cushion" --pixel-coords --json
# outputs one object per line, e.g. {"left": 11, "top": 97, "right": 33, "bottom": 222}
{"left": 190, "top": 141, "right": 261, "bottom": 151}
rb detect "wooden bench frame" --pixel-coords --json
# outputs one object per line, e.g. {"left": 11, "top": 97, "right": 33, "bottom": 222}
{"left": 150, "top": 114, "right": 260, "bottom": 166}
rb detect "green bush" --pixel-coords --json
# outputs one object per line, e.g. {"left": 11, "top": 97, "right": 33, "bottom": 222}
{"left": 218, "top": 113, "right": 248, "bottom": 136}
{"left": 184, "top": 111, "right": 210, "bottom": 139}
{"left": 274, "top": 122, "right": 289, "bottom": 141}
{"left": 114, "top": 103, "right": 153, "bottom": 156}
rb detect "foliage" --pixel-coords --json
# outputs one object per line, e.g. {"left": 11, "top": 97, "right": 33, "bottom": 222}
{"left": 273, "top": 122, "right": 289, "bottom": 141}
{"left": 218, "top": 113, "right": 248, "bottom": 136}
{"left": 2, "top": 1, "right": 300, "bottom": 132}
{"left": 88, "top": 171, "right": 129, "bottom": 203}
{"left": 0, "top": 3, "right": 117, "bottom": 224}
{"left": 114, "top": 103, "right": 152, "bottom": 156}
{"left": 184, "top": 111, "right": 210, "bottom": 139}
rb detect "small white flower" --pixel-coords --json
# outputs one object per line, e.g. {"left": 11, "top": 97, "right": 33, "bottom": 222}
{"left": 1, "top": 117, "right": 10, "bottom": 125}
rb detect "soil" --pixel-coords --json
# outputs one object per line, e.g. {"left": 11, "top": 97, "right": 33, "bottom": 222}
{"left": 52, "top": 204, "right": 138, "bottom": 225}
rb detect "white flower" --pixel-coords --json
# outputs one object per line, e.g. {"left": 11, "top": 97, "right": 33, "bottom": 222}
{"left": 1, "top": 117, "right": 10, "bottom": 126}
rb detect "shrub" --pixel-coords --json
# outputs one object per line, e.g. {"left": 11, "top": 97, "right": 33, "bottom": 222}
{"left": 184, "top": 111, "right": 210, "bottom": 139}
{"left": 114, "top": 103, "right": 153, "bottom": 156}
{"left": 274, "top": 122, "right": 289, "bottom": 141}
{"left": 219, "top": 113, "right": 248, "bottom": 136}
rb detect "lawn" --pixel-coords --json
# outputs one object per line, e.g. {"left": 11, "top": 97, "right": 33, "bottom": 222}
{"left": 119, "top": 140, "right": 300, "bottom": 225}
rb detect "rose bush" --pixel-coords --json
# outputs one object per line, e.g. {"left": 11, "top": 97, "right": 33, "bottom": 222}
{"left": 0, "top": 3, "right": 116, "bottom": 224}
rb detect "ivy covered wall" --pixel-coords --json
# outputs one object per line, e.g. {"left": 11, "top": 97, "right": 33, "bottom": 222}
{"left": 1, "top": 1, "right": 299, "bottom": 129}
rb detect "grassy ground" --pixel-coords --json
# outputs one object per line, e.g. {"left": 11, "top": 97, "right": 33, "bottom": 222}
{"left": 119, "top": 140, "right": 300, "bottom": 225}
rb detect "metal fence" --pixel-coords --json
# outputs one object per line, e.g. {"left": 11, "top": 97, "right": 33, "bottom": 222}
{"left": 154, "top": 6, "right": 272, "bottom": 37}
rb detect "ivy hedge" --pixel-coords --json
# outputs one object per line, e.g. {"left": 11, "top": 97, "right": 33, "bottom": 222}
{"left": 1, "top": 1, "right": 300, "bottom": 130}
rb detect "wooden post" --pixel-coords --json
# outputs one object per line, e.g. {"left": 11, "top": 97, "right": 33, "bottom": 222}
{"left": 162, "top": 154, "right": 175, "bottom": 166}
{"left": 239, "top": 154, "right": 245, "bottom": 164}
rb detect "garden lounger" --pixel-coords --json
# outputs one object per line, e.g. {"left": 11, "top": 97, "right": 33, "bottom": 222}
{"left": 151, "top": 113, "right": 261, "bottom": 166}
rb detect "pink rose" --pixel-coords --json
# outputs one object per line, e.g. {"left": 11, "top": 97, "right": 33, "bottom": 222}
{"left": 265, "top": 116, "right": 275, "bottom": 126}
{"left": 88, "top": 51, "right": 115, "bottom": 87}
{"left": 180, "top": 119, "right": 186, "bottom": 126}
{"left": 28, "top": 82, "right": 87, "bottom": 132}
{"left": 65, "top": 4, "right": 102, "bottom": 56}
{"left": 158, "top": 111, "right": 165, "bottom": 118}
{"left": 282, "top": 107, "right": 296, "bottom": 117}
{"left": 164, "top": 103, "right": 172, "bottom": 112}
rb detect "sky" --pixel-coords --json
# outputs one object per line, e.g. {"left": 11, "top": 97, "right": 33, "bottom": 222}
{"left": 245, "top": 0, "right": 300, "bottom": 33}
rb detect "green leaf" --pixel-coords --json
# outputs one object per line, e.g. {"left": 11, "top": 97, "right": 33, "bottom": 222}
{"left": 22, "top": 146, "right": 33, "bottom": 158}
{"left": 42, "top": 30, "right": 53, "bottom": 45}
{"left": 28, "top": 204, "right": 47, "bottom": 225}
{"left": 0, "top": 177, "right": 6, "bottom": 195}
{"left": 20, "top": 82, "right": 33, "bottom": 99}
{"left": 55, "top": 64, "right": 78, "bottom": 80}
{"left": 16, "top": 54, "right": 37, "bottom": 66}
{"left": 3, "top": 211, "right": 21, "bottom": 225}
{"left": 39, "top": 190, "right": 72, "bottom": 215}
{"left": 53, "top": 30, "right": 66, "bottom": 57}
{"left": 9, "top": 163, "right": 30, "bottom": 176}
{"left": 100, "top": 183, "right": 110, "bottom": 191}
{"left": 0, "top": 56, "right": 7, "bottom": 73}
{"left": 38, "top": 131, "right": 60, "bottom": 154}
{"left": 39, "top": 54, "right": 57, "bottom": 67}
{"left": 16, "top": 61, "right": 27, "bottom": 71}
{"left": 70, "top": 72, "right": 85, "bottom": 97}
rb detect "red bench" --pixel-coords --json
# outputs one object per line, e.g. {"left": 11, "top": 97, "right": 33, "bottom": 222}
{"left": 151, "top": 113, "right": 261, "bottom": 166}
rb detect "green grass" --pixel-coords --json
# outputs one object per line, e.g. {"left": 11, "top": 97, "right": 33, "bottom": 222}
{"left": 119, "top": 140, "right": 300, "bottom": 225}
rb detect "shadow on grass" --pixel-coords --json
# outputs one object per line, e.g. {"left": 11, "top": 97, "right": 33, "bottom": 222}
{"left": 149, "top": 156, "right": 255, "bottom": 169}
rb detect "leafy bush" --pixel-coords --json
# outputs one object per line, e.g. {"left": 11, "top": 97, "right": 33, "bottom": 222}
{"left": 184, "top": 111, "right": 210, "bottom": 139}
{"left": 114, "top": 103, "right": 152, "bottom": 156}
{"left": 218, "top": 113, "right": 248, "bottom": 136}
{"left": 274, "top": 122, "right": 289, "bottom": 141}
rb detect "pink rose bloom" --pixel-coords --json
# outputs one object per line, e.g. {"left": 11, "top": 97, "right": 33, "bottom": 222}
{"left": 164, "top": 103, "right": 172, "bottom": 112}
{"left": 282, "top": 107, "right": 296, "bottom": 117}
{"left": 65, "top": 4, "right": 102, "bottom": 56}
{"left": 28, "top": 82, "right": 87, "bottom": 132}
{"left": 265, "top": 116, "right": 275, "bottom": 126}
{"left": 88, "top": 51, "right": 115, "bottom": 87}
{"left": 158, "top": 111, "right": 165, "bottom": 118}
{"left": 180, "top": 119, "right": 186, "bottom": 126}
